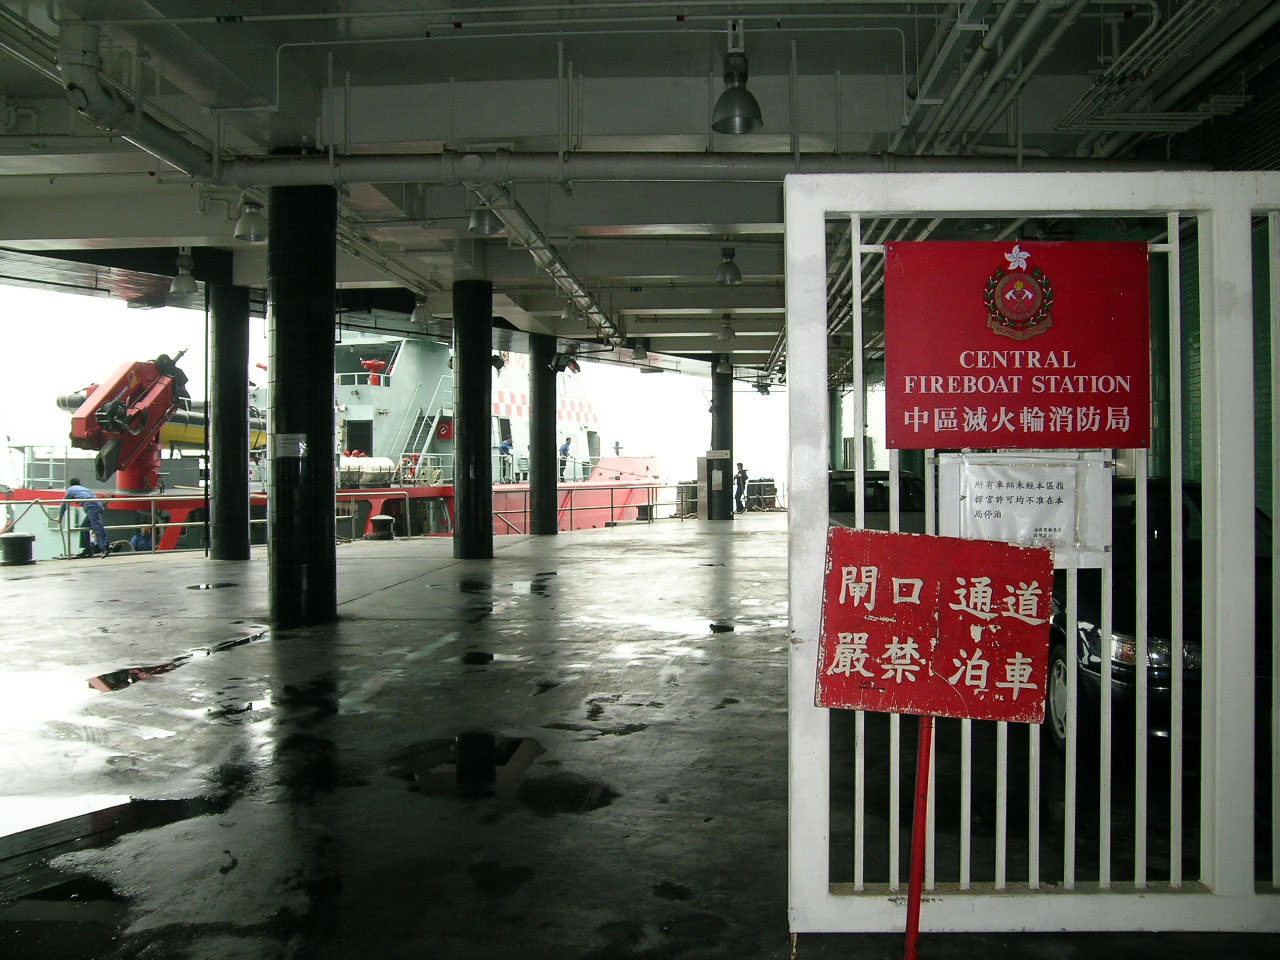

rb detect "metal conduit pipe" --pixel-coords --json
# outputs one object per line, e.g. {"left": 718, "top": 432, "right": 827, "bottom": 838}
{"left": 56, "top": 23, "right": 213, "bottom": 179}
{"left": 220, "top": 147, "right": 1195, "bottom": 189}
{"left": 906, "top": 4, "right": 960, "bottom": 102}
{"left": 915, "top": 0, "right": 1024, "bottom": 155}
{"left": 936, "top": 0, "right": 1062, "bottom": 153}
{"left": 465, "top": 181, "right": 621, "bottom": 346}
{"left": 962, "top": 0, "right": 1091, "bottom": 152}
{"left": 1095, "top": 0, "right": 1280, "bottom": 159}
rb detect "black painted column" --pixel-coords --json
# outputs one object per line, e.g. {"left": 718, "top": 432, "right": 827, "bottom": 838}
{"left": 452, "top": 279, "right": 494, "bottom": 559}
{"left": 268, "top": 185, "right": 337, "bottom": 626}
{"left": 829, "top": 387, "right": 845, "bottom": 470}
{"left": 209, "top": 283, "right": 251, "bottom": 560}
{"left": 710, "top": 355, "right": 734, "bottom": 521}
{"left": 528, "top": 332, "right": 558, "bottom": 536}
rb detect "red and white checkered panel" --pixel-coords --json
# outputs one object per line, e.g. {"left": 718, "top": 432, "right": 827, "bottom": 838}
{"left": 490, "top": 391, "right": 598, "bottom": 426}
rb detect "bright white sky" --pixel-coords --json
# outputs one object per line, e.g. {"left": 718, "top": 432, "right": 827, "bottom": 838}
{"left": 0, "top": 284, "right": 791, "bottom": 489}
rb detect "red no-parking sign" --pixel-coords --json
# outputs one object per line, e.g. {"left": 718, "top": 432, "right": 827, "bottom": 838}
{"left": 815, "top": 528, "right": 1053, "bottom": 724}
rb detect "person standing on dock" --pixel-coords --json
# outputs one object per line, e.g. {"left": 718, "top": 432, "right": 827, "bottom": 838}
{"left": 559, "top": 436, "right": 572, "bottom": 482}
{"left": 498, "top": 436, "right": 514, "bottom": 482}
{"left": 58, "top": 478, "right": 111, "bottom": 558}
{"left": 734, "top": 462, "right": 748, "bottom": 514}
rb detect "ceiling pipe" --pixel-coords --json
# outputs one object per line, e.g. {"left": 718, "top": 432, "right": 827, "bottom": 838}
{"left": 935, "top": 0, "right": 1062, "bottom": 154}
{"left": 218, "top": 148, "right": 1195, "bottom": 189}
{"left": 1094, "top": 0, "right": 1280, "bottom": 158}
{"left": 465, "top": 180, "right": 621, "bottom": 346}
{"left": 914, "top": 0, "right": 1025, "bottom": 155}
{"left": 961, "top": 0, "right": 1091, "bottom": 152}
{"left": 56, "top": 22, "right": 213, "bottom": 179}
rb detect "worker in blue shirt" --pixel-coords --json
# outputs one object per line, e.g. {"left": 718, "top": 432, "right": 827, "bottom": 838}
{"left": 559, "top": 437, "right": 571, "bottom": 482}
{"left": 59, "top": 478, "right": 111, "bottom": 558}
{"left": 498, "top": 436, "right": 513, "bottom": 482}
{"left": 130, "top": 527, "right": 153, "bottom": 552}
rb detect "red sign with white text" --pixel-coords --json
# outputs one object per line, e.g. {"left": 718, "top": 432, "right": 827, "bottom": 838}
{"left": 884, "top": 241, "right": 1150, "bottom": 449}
{"left": 816, "top": 528, "right": 1052, "bottom": 724}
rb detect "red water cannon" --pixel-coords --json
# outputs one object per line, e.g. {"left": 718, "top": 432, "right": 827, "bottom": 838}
{"left": 64, "top": 350, "right": 190, "bottom": 493}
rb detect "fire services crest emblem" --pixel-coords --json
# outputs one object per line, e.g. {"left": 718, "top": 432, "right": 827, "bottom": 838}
{"left": 984, "top": 244, "right": 1053, "bottom": 341}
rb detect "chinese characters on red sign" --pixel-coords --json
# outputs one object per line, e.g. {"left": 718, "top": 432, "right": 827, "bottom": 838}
{"left": 816, "top": 528, "right": 1052, "bottom": 724}
{"left": 884, "top": 241, "right": 1150, "bottom": 450}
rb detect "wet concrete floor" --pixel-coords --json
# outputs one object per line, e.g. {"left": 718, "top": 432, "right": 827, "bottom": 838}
{"left": 0, "top": 513, "right": 1275, "bottom": 959}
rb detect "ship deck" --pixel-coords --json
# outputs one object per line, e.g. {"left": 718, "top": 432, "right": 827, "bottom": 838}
{"left": 0, "top": 514, "right": 1275, "bottom": 959}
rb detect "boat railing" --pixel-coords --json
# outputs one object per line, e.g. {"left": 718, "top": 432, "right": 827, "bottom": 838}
{"left": 386, "top": 381, "right": 422, "bottom": 462}
{"left": 489, "top": 479, "right": 788, "bottom": 532}
{"left": 336, "top": 372, "right": 392, "bottom": 388}
{"left": 2, "top": 492, "right": 236, "bottom": 557}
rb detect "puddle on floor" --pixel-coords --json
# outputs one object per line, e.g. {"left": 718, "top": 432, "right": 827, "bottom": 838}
{"left": 518, "top": 772, "right": 619, "bottom": 817}
{"left": 87, "top": 629, "right": 269, "bottom": 692}
{"left": 387, "top": 733, "right": 546, "bottom": 800}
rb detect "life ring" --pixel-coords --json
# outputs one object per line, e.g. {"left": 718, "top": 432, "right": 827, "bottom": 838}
{"left": 437, "top": 420, "right": 453, "bottom": 440}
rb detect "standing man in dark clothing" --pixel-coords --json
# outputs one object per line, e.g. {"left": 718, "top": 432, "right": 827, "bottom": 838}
{"left": 734, "top": 462, "right": 748, "bottom": 514}
{"left": 59, "top": 478, "right": 111, "bottom": 557}
{"left": 559, "top": 436, "right": 572, "bottom": 482}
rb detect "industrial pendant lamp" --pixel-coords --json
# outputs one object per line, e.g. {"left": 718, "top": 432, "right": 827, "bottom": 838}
{"left": 715, "top": 357, "right": 732, "bottom": 376}
{"left": 717, "top": 313, "right": 737, "bottom": 343}
{"left": 630, "top": 339, "right": 648, "bottom": 363}
{"left": 711, "top": 20, "right": 763, "bottom": 135}
{"left": 468, "top": 206, "right": 504, "bottom": 236}
{"left": 169, "top": 247, "right": 197, "bottom": 297}
{"left": 233, "top": 196, "right": 267, "bottom": 242}
{"left": 561, "top": 301, "right": 577, "bottom": 324}
{"left": 714, "top": 247, "right": 742, "bottom": 286}
{"left": 410, "top": 299, "right": 431, "bottom": 324}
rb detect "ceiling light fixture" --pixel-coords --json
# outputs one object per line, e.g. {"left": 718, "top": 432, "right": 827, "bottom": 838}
{"left": 715, "top": 357, "right": 732, "bottom": 376}
{"left": 717, "top": 313, "right": 737, "bottom": 343}
{"left": 714, "top": 247, "right": 742, "bottom": 286}
{"left": 233, "top": 197, "right": 267, "bottom": 242}
{"left": 630, "top": 339, "right": 648, "bottom": 363}
{"left": 490, "top": 354, "right": 505, "bottom": 371}
{"left": 561, "top": 301, "right": 577, "bottom": 324}
{"left": 410, "top": 299, "right": 431, "bottom": 324}
{"left": 711, "top": 19, "right": 763, "bottom": 135}
{"left": 755, "top": 381, "right": 770, "bottom": 396}
{"left": 168, "top": 247, "right": 197, "bottom": 297}
{"left": 468, "top": 206, "right": 504, "bottom": 236}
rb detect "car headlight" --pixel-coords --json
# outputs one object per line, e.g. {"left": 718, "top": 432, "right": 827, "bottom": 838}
{"left": 1109, "top": 633, "right": 1199, "bottom": 669}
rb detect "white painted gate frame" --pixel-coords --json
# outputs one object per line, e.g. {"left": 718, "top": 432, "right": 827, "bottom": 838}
{"left": 785, "top": 172, "right": 1280, "bottom": 933}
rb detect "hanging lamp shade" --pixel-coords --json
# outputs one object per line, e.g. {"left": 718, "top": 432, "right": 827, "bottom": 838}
{"left": 631, "top": 339, "right": 648, "bottom": 363}
{"left": 717, "top": 315, "right": 737, "bottom": 343}
{"left": 714, "top": 247, "right": 742, "bottom": 286}
{"left": 410, "top": 300, "right": 431, "bottom": 324}
{"left": 169, "top": 249, "right": 197, "bottom": 296}
{"left": 233, "top": 199, "right": 267, "bottom": 242}
{"left": 711, "top": 51, "right": 763, "bottom": 135}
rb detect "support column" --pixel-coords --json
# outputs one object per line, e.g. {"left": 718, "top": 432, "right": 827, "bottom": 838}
{"left": 710, "top": 355, "right": 734, "bottom": 521}
{"left": 528, "top": 332, "right": 558, "bottom": 535}
{"left": 828, "top": 387, "right": 845, "bottom": 470}
{"left": 209, "top": 283, "right": 250, "bottom": 560}
{"left": 268, "top": 185, "right": 337, "bottom": 626}
{"left": 452, "top": 279, "right": 494, "bottom": 558}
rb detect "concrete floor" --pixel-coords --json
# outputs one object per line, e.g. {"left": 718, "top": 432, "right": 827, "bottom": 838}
{"left": 0, "top": 513, "right": 1276, "bottom": 960}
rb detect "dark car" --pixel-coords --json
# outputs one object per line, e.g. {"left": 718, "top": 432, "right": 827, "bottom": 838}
{"left": 829, "top": 469, "right": 926, "bottom": 533}
{"left": 1045, "top": 478, "right": 1273, "bottom": 751}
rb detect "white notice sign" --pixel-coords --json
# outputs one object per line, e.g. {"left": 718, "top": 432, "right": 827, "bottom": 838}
{"left": 271, "top": 433, "right": 308, "bottom": 459}
{"left": 959, "top": 463, "right": 1076, "bottom": 547}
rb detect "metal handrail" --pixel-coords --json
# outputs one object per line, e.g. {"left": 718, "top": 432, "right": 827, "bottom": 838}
{"left": 387, "top": 380, "right": 422, "bottom": 462}
{"left": 336, "top": 489, "right": 416, "bottom": 539}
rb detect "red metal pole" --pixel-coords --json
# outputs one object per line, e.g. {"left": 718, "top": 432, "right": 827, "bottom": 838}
{"left": 904, "top": 714, "right": 933, "bottom": 960}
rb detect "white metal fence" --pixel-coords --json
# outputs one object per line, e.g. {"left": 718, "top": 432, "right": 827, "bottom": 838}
{"left": 786, "top": 172, "right": 1279, "bottom": 933}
